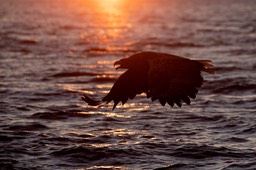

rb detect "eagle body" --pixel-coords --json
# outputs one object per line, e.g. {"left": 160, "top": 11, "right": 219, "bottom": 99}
{"left": 82, "top": 51, "right": 214, "bottom": 110}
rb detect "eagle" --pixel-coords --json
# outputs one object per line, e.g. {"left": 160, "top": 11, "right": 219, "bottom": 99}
{"left": 82, "top": 51, "right": 214, "bottom": 110}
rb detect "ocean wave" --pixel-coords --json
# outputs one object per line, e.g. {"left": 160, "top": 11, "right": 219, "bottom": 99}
{"left": 6, "top": 122, "right": 49, "bottom": 131}
{"left": 171, "top": 144, "right": 256, "bottom": 159}
{"left": 205, "top": 77, "right": 256, "bottom": 94}
{"left": 51, "top": 145, "right": 143, "bottom": 164}
{"left": 90, "top": 77, "right": 116, "bottom": 83}
{"left": 83, "top": 47, "right": 137, "bottom": 55}
{"left": 30, "top": 110, "right": 96, "bottom": 120}
{"left": 17, "top": 39, "right": 38, "bottom": 45}
{"left": 213, "top": 84, "right": 256, "bottom": 94}
{"left": 154, "top": 163, "right": 199, "bottom": 170}
{"left": 51, "top": 71, "right": 98, "bottom": 78}
{"left": 223, "top": 162, "right": 256, "bottom": 170}
{"left": 134, "top": 38, "right": 204, "bottom": 48}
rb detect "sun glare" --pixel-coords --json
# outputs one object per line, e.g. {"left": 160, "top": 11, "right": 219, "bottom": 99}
{"left": 102, "top": 0, "right": 120, "bottom": 4}
{"left": 97, "top": 0, "right": 122, "bottom": 14}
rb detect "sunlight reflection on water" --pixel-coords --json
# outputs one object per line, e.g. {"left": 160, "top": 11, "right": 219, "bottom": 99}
{"left": 78, "top": 111, "right": 132, "bottom": 118}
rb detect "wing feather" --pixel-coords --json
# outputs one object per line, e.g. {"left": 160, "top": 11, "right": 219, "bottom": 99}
{"left": 148, "top": 54, "right": 210, "bottom": 107}
{"left": 102, "top": 69, "right": 148, "bottom": 110}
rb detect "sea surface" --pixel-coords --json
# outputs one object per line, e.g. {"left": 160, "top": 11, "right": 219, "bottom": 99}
{"left": 0, "top": 0, "right": 256, "bottom": 169}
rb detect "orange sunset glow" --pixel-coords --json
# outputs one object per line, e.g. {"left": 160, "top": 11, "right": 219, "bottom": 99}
{"left": 97, "top": 0, "right": 122, "bottom": 9}
{"left": 76, "top": 0, "right": 133, "bottom": 55}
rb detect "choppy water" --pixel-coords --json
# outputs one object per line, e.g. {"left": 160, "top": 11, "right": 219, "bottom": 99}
{"left": 0, "top": 0, "right": 256, "bottom": 169}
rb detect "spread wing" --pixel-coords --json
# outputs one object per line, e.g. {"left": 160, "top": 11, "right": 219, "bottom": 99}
{"left": 147, "top": 54, "right": 212, "bottom": 107}
{"left": 102, "top": 69, "right": 148, "bottom": 110}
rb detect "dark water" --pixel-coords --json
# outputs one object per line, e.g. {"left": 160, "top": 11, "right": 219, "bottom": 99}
{"left": 1, "top": 0, "right": 256, "bottom": 169}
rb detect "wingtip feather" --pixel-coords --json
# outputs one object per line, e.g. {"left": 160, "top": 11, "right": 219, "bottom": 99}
{"left": 198, "top": 60, "right": 215, "bottom": 74}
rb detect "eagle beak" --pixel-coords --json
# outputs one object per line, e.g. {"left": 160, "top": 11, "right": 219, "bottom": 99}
{"left": 114, "top": 60, "right": 121, "bottom": 70}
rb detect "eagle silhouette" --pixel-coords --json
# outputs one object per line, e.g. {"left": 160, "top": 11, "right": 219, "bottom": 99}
{"left": 82, "top": 51, "right": 214, "bottom": 110}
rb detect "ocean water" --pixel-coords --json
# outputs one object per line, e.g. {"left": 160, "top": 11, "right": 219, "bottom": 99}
{"left": 0, "top": 0, "right": 256, "bottom": 169}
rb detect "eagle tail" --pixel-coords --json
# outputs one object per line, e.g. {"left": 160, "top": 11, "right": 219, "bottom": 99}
{"left": 197, "top": 60, "right": 214, "bottom": 74}
{"left": 81, "top": 94, "right": 102, "bottom": 106}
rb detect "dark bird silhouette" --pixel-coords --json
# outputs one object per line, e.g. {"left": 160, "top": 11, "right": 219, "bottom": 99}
{"left": 82, "top": 51, "right": 214, "bottom": 110}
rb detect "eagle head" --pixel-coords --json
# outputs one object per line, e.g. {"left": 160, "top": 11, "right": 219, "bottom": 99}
{"left": 114, "top": 58, "right": 130, "bottom": 70}
{"left": 114, "top": 52, "right": 152, "bottom": 70}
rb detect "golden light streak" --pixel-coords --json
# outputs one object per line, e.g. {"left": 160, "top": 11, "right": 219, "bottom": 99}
{"left": 77, "top": 0, "right": 132, "bottom": 55}
{"left": 77, "top": 111, "right": 132, "bottom": 118}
